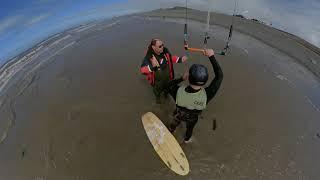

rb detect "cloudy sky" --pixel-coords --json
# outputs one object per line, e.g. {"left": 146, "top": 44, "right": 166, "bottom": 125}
{"left": 0, "top": 0, "right": 319, "bottom": 63}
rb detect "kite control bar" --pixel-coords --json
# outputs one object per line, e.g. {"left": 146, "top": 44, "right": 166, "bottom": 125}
{"left": 184, "top": 46, "right": 204, "bottom": 53}
{"left": 184, "top": 45, "right": 227, "bottom": 56}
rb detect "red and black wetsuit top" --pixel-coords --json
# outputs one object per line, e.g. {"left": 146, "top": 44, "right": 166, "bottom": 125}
{"left": 140, "top": 47, "right": 183, "bottom": 86}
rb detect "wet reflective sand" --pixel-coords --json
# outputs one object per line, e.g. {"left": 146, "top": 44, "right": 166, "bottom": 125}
{"left": 0, "top": 11, "right": 320, "bottom": 179}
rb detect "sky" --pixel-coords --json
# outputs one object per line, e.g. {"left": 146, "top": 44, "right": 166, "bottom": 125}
{"left": 0, "top": 0, "right": 319, "bottom": 64}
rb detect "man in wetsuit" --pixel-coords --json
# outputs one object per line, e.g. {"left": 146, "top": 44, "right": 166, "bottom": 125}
{"left": 166, "top": 49, "right": 223, "bottom": 143}
{"left": 140, "top": 38, "right": 188, "bottom": 104}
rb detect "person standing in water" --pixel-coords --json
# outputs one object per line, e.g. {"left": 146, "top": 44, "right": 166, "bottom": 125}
{"left": 140, "top": 38, "right": 188, "bottom": 104}
{"left": 166, "top": 48, "right": 223, "bottom": 143}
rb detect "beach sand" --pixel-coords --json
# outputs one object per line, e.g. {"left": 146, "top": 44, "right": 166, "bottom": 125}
{"left": 0, "top": 9, "right": 320, "bottom": 179}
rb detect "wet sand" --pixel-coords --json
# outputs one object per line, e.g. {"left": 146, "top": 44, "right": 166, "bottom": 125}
{"left": 0, "top": 9, "right": 320, "bottom": 179}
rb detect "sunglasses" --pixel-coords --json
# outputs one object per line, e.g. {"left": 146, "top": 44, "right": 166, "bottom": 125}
{"left": 158, "top": 44, "right": 164, "bottom": 48}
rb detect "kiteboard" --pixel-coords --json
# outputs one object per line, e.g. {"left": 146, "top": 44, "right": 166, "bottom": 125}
{"left": 141, "top": 112, "right": 189, "bottom": 176}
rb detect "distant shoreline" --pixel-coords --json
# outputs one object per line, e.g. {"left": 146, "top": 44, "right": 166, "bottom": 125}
{"left": 0, "top": 17, "right": 109, "bottom": 68}
{"left": 148, "top": 7, "right": 320, "bottom": 53}
{"left": 142, "top": 7, "right": 320, "bottom": 79}
{"left": 0, "top": 18, "right": 117, "bottom": 96}
{"left": 1, "top": 7, "right": 320, "bottom": 80}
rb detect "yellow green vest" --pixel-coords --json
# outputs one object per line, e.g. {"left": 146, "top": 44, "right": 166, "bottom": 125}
{"left": 176, "top": 85, "right": 207, "bottom": 110}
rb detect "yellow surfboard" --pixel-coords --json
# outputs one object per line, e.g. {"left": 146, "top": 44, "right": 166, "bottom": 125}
{"left": 141, "top": 112, "right": 190, "bottom": 176}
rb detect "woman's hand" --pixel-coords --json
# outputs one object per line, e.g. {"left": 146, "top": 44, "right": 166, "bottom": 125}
{"left": 150, "top": 55, "right": 160, "bottom": 67}
{"left": 181, "top": 56, "right": 188, "bottom": 62}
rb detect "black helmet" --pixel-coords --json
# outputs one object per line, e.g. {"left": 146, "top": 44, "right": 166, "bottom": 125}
{"left": 188, "top": 64, "right": 208, "bottom": 86}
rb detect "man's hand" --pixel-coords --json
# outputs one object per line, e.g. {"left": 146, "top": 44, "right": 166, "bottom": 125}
{"left": 181, "top": 56, "right": 188, "bottom": 63}
{"left": 150, "top": 55, "right": 160, "bottom": 67}
{"left": 203, "top": 49, "right": 214, "bottom": 57}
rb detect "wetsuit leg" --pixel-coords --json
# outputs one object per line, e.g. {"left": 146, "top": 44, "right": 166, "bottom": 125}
{"left": 184, "top": 117, "right": 198, "bottom": 141}
{"left": 168, "top": 110, "right": 182, "bottom": 132}
{"left": 153, "top": 68, "right": 170, "bottom": 103}
{"left": 153, "top": 83, "right": 161, "bottom": 103}
{"left": 163, "top": 79, "right": 170, "bottom": 99}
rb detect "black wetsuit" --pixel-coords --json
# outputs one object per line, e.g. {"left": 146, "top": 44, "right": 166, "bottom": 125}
{"left": 166, "top": 55, "right": 223, "bottom": 141}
